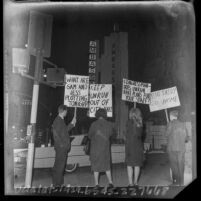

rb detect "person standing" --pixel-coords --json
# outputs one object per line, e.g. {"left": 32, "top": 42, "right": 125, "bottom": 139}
{"left": 166, "top": 110, "right": 189, "bottom": 186}
{"left": 52, "top": 105, "right": 76, "bottom": 186}
{"left": 125, "top": 108, "right": 144, "bottom": 186}
{"left": 88, "top": 108, "right": 115, "bottom": 188}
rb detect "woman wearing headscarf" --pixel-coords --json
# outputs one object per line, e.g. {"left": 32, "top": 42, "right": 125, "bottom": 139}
{"left": 88, "top": 108, "right": 115, "bottom": 188}
{"left": 125, "top": 107, "right": 144, "bottom": 186}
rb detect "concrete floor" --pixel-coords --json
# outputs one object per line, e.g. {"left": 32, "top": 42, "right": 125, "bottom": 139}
{"left": 14, "top": 153, "right": 172, "bottom": 187}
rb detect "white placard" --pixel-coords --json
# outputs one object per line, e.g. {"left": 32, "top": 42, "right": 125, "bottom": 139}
{"left": 122, "top": 78, "right": 151, "bottom": 104}
{"left": 149, "top": 86, "right": 180, "bottom": 112}
{"left": 64, "top": 74, "right": 89, "bottom": 108}
{"left": 89, "top": 84, "right": 112, "bottom": 117}
{"left": 12, "top": 48, "right": 29, "bottom": 73}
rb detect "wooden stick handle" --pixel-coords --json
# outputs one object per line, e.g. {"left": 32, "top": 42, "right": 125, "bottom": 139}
{"left": 74, "top": 107, "right": 77, "bottom": 119}
{"left": 165, "top": 109, "right": 169, "bottom": 123}
{"left": 134, "top": 102, "right": 136, "bottom": 109}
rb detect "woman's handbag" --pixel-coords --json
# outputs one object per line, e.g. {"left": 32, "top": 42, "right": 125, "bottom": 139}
{"left": 83, "top": 136, "right": 90, "bottom": 155}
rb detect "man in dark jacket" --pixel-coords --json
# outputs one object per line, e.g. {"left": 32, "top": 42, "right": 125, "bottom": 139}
{"left": 52, "top": 105, "right": 76, "bottom": 186}
{"left": 166, "top": 110, "right": 189, "bottom": 186}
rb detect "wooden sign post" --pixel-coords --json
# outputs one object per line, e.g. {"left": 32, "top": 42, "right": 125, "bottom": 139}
{"left": 74, "top": 107, "right": 77, "bottom": 120}
{"left": 134, "top": 102, "right": 136, "bottom": 109}
{"left": 165, "top": 109, "right": 169, "bottom": 123}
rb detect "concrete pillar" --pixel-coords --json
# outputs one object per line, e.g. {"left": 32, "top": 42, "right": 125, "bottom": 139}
{"left": 118, "top": 32, "right": 129, "bottom": 139}
{"left": 98, "top": 32, "right": 129, "bottom": 139}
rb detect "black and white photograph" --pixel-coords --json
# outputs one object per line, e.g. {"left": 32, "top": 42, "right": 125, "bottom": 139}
{"left": 3, "top": 0, "right": 196, "bottom": 198}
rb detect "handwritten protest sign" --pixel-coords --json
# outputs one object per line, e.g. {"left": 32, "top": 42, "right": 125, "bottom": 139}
{"left": 149, "top": 86, "right": 180, "bottom": 112}
{"left": 89, "top": 84, "right": 112, "bottom": 117}
{"left": 122, "top": 78, "right": 151, "bottom": 104}
{"left": 64, "top": 74, "right": 89, "bottom": 108}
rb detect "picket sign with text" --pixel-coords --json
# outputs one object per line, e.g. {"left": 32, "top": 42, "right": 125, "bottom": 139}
{"left": 149, "top": 86, "right": 180, "bottom": 112}
{"left": 89, "top": 84, "right": 113, "bottom": 117}
{"left": 64, "top": 74, "right": 89, "bottom": 108}
{"left": 122, "top": 78, "right": 151, "bottom": 105}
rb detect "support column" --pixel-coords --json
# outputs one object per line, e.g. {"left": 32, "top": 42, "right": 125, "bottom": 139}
{"left": 25, "top": 49, "right": 43, "bottom": 187}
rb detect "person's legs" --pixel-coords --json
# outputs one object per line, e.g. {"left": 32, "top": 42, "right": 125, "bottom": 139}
{"left": 52, "top": 148, "right": 67, "bottom": 186}
{"left": 94, "top": 172, "right": 99, "bottom": 186}
{"left": 168, "top": 151, "right": 178, "bottom": 184}
{"left": 127, "top": 166, "right": 133, "bottom": 186}
{"left": 106, "top": 170, "right": 113, "bottom": 184}
{"left": 134, "top": 166, "right": 140, "bottom": 185}
{"left": 177, "top": 152, "right": 185, "bottom": 185}
{"left": 174, "top": 152, "right": 181, "bottom": 184}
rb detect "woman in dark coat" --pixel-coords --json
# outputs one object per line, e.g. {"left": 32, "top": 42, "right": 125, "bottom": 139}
{"left": 88, "top": 108, "right": 115, "bottom": 187}
{"left": 125, "top": 107, "right": 144, "bottom": 186}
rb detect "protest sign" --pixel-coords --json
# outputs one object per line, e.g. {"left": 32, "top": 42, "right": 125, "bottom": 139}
{"left": 89, "top": 84, "right": 112, "bottom": 117}
{"left": 64, "top": 74, "right": 89, "bottom": 108}
{"left": 122, "top": 78, "right": 151, "bottom": 104}
{"left": 149, "top": 86, "right": 180, "bottom": 112}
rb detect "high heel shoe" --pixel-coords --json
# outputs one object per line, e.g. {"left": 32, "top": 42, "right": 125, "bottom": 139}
{"left": 108, "top": 183, "right": 114, "bottom": 188}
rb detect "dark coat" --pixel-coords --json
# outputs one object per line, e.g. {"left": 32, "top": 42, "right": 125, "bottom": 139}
{"left": 125, "top": 119, "right": 144, "bottom": 167}
{"left": 88, "top": 118, "right": 114, "bottom": 172}
{"left": 52, "top": 115, "right": 74, "bottom": 152}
